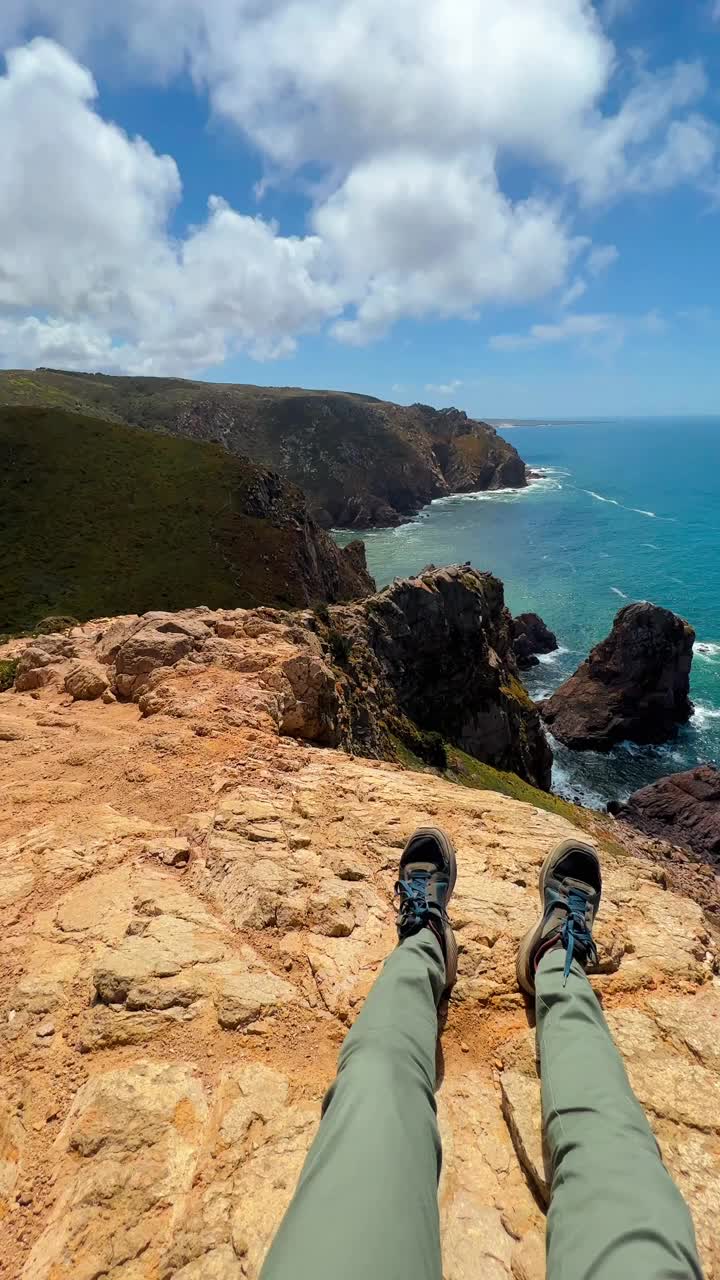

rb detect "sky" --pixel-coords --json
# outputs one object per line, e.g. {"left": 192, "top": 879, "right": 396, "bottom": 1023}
{"left": 0, "top": 1, "right": 719, "bottom": 416}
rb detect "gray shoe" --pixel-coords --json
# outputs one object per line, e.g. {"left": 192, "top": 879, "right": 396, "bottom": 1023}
{"left": 517, "top": 838, "right": 601, "bottom": 995}
{"left": 396, "top": 827, "right": 458, "bottom": 995}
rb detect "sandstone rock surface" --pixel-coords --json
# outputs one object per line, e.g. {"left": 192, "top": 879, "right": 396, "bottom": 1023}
{"left": 542, "top": 603, "right": 695, "bottom": 750}
{"left": 1, "top": 613, "right": 719, "bottom": 1279}
{"left": 617, "top": 765, "right": 720, "bottom": 863}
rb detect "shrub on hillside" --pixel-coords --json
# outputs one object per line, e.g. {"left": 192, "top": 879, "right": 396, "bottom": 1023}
{"left": 0, "top": 659, "right": 19, "bottom": 692}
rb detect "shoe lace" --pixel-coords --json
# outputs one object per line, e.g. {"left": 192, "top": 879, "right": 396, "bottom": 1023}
{"left": 395, "top": 870, "right": 432, "bottom": 932}
{"left": 560, "top": 887, "right": 598, "bottom": 986}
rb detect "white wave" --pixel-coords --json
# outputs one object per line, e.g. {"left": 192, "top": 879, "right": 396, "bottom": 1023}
{"left": 694, "top": 641, "right": 720, "bottom": 662}
{"left": 668, "top": 576, "right": 685, "bottom": 585}
{"left": 582, "top": 490, "right": 663, "bottom": 520}
{"left": 692, "top": 702, "right": 720, "bottom": 728}
{"left": 642, "top": 543, "right": 660, "bottom": 551}
{"left": 549, "top": 761, "right": 609, "bottom": 812}
{"left": 536, "top": 645, "right": 571, "bottom": 666}
{"left": 611, "top": 587, "right": 629, "bottom": 599}
{"left": 586, "top": 489, "right": 619, "bottom": 506}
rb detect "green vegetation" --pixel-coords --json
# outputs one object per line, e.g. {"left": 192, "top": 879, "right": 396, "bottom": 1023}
{"left": 0, "top": 406, "right": 326, "bottom": 634}
{"left": 327, "top": 629, "right": 353, "bottom": 666}
{"left": 0, "top": 369, "right": 522, "bottom": 528}
{"left": 445, "top": 747, "right": 580, "bottom": 821}
{"left": 34, "top": 615, "right": 80, "bottom": 635}
{"left": 390, "top": 734, "right": 625, "bottom": 858}
{"left": 0, "top": 659, "right": 18, "bottom": 692}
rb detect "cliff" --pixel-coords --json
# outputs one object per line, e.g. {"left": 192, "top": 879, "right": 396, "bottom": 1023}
{"left": 0, "top": 371, "right": 527, "bottom": 528}
{"left": 0, "top": 407, "right": 373, "bottom": 634}
{"left": 0, "top": 609, "right": 719, "bottom": 1279}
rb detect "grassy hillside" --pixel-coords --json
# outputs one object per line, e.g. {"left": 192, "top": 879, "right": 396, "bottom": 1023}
{"left": 0, "top": 406, "right": 371, "bottom": 634}
{"left": 0, "top": 369, "right": 526, "bottom": 529}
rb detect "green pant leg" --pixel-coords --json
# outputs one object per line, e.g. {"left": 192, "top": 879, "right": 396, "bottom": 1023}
{"left": 260, "top": 928, "right": 446, "bottom": 1280}
{"left": 536, "top": 948, "right": 703, "bottom": 1280}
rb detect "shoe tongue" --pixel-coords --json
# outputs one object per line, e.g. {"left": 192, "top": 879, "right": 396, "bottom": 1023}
{"left": 408, "top": 861, "right": 439, "bottom": 876}
{"left": 564, "top": 876, "right": 594, "bottom": 898}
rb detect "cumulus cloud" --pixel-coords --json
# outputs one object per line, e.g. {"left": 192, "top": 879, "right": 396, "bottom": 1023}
{"left": 0, "top": 39, "right": 342, "bottom": 371}
{"left": 0, "top": 0, "right": 717, "bottom": 372}
{"left": 315, "top": 150, "right": 578, "bottom": 342}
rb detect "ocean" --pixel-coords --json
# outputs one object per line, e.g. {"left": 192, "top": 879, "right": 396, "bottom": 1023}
{"left": 334, "top": 417, "right": 720, "bottom": 809}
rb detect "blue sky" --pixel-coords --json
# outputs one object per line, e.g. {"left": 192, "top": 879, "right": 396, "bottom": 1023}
{"left": 1, "top": 0, "right": 719, "bottom": 416}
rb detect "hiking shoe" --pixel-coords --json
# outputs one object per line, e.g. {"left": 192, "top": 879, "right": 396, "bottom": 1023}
{"left": 396, "top": 827, "right": 458, "bottom": 994}
{"left": 517, "top": 838, "right": 601, "bottom": 996}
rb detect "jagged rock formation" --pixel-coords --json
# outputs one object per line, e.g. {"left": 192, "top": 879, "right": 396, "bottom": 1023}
{"left": 326, "top": 567, "right": 552, "bottom": 789}
{"left": 0, "top": 612, "right": 719, "bottom": 1279}
{"left": 541, "top": 603, "right": 695, "bottom": 750}
{"left": 5, "top": 566, "right": 551, "bottom": 789}
{"left": 615, "top": 765, "right": 720, "bottom": 863}
{"left": 0, "top": 371, "right": 527, "bottom": 528}
{"left": 0, "top": 406, "right": 374, "bottom": 634}
{"left": 512, "top": 613, "right": 558, "bottom": 670}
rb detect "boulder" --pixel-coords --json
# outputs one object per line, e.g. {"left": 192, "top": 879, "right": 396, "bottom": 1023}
{"left": 111, "top": 614, "right": 210, "bottom": 698}
{"left": 64, "top": 662, "right": 110, "bottom": 702}
{"left": 14, "top": 635, "right": 77, "bottom": 692}
{"left": 617, "top": 765, "right": 720, "bottom": 863}
{"left": 541, "top": 603, "right": 694, "bottom": 751}
{"left": 512, "top": 613, "right": 558, "bottom": 670}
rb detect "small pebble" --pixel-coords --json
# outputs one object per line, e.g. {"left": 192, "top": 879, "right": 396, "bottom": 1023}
{"left": 36, "top": 1022, "right": 55, "bottom": 1038}
{"left": 460, "top": 1041, "right": 470, "bottom": 1054}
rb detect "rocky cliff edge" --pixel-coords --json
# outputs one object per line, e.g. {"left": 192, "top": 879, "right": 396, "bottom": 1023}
{"left": 1, "top": 605, "right": 719, "bottom": 1279}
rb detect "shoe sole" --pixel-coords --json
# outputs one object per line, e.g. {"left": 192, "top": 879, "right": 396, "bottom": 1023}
{"left": 516, "top": 837, "right": 600, "bottom": 997}
{"left": 403, "top": 826, "right": 458, "bottom": 994}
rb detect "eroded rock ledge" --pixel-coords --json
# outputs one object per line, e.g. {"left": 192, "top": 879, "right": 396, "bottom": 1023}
{"left": 0, "top": 602, "right": 719, "bottom": 1278}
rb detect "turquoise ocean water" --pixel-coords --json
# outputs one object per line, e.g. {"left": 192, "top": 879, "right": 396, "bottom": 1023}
{"left": 335, "top": 418, "right": 720, "bottom": 808}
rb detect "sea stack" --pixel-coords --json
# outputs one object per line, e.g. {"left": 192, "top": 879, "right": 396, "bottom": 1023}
{"left": 541, "top": 602, "right": 694, "bottom": 750}
{"left": 512, "top": 612, "right": 559, "bottom": 669}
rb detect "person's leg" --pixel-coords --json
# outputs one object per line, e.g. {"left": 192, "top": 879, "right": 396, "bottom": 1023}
{"left": 537, "top": 949, "right": 702, "bottom": 1280}
{"left": 260, "top": 828, "right": 457, "bottom": 1280}
{"left": 518, "top": 838, "right": 703, "bottom": 1280}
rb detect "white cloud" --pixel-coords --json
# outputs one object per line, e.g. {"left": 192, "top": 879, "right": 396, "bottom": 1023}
{"left": 315, "top": 150, "right": 578, "bottom": 342}
{"left": 490, "top": 313, "right": 616, "bottom": 351}
{"left": 490, "top": 308, "right": 665, "bottom": 351}
{"left": 587, "top": 244, "right": 619, "bottom": 274}
{"left": 0, "top": 39, "right": 342, "bottom": 372}
{"left": 0, "top": 0, "right": 717, "bottom": 372}
{"left": 560, "top": 279, "right": 588, "bottom": 308}
{"left": 425, "top": 379, "right": 464, "bottom": 396}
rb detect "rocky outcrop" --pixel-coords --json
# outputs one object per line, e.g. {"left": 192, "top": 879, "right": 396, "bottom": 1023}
{"left": 616, "top": 765, "right": 720, "bottom": 863}
{"left": 325, "top": 566, "right": 552, "bottom": 789}
{"left": 512, "top": 613, "right": 558, "bottom": 670}
{"left": 0, "top": 614, "right": 719, "bottom": 1279}
{"left": 5, "top": 567, "right": 550, "bottom": 788}
{"left": 541, "top": 603, "right": 695, "bottom": 750}
{"left": 0, "top": 372, "right": 527, "bottom": 529}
